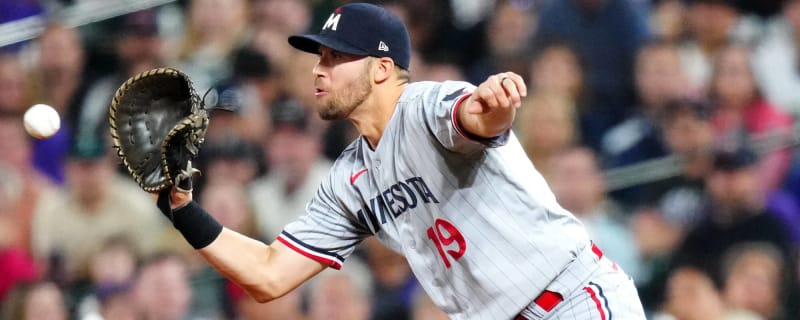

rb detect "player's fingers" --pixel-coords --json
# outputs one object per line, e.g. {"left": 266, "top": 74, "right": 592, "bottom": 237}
{"left": 499, "top": 76, "right": 521, "bottom": 108}
{"left": 505, "top": 73, "right": 527, "bottom": 98}
{"left": 472, "top": 84, "right": 500, "bottom": 113}
{"left": 488, "top": 75, "right": 511, "bottom": 108}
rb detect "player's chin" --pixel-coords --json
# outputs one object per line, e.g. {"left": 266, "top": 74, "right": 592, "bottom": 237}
{"left": 317, "top": 105, "right": 345, "bottom": 121}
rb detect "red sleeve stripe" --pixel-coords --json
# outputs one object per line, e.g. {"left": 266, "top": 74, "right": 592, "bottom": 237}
{"left": 450, "top": 93, "right": 475, "bottom": 141}
{"left": 277, "top": 232, "right": 343, "bottom": 270}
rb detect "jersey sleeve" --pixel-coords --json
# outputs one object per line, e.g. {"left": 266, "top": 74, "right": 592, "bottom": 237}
{"left": 419, "top": 80, "right": 510, "bottom": 153}
{"left": 277, "top": 170, "right": 371, "bottom": 270}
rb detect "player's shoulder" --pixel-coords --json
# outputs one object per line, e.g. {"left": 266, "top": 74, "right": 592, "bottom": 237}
{"left": 401, "top": 80, "right": 475, "bottom": 102}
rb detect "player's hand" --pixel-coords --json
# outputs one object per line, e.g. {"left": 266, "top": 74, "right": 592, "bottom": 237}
{"left": 151, "top": 161, "right": 199, "bottom": 220}
{"left": 459, "top": 72, "right": 527, "bottom": 138}
{"left": 152, "top": 188, "right": 193, "bottom": 221}
{"left": 467, "top": 72, "right": 527, "bottom": 114}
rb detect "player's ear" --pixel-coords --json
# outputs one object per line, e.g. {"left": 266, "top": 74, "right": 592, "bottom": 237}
{"left": 373, "top": 57, "right": 395, "bottom": 83}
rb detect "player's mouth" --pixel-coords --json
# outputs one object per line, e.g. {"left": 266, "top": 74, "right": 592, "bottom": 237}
{"left": 315, "top": 88, "right": 327, "bottom": 97}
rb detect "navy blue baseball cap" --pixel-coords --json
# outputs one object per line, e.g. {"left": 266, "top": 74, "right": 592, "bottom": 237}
{"left": 288, "top": 3, "right": 411, "bottom": 70}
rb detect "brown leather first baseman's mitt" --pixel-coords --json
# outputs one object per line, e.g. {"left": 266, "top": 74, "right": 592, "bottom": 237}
{"left": 109, "top": 67, "right": 208, "bottom": 193}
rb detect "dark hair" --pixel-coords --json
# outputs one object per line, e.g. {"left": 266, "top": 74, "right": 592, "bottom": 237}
{"left": 232, "top": 46, "right": 272, "bottom": 79}
{"left": 711, "top": 146, "right": 759, "bottom": 171}
{"left": 659, "top": 98, "right": 712, "bottom": 125}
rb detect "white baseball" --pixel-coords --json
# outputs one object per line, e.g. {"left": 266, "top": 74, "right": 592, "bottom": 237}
{"left": 23, "top": 104, "right": 61, "bottom": 139}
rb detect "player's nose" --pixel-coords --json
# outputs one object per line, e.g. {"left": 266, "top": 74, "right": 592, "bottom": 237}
{"left": 312, "top": 61, "right": 327, "bottom": 78}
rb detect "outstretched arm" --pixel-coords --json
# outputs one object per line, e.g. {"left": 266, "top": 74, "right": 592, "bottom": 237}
{"left": 161, "top": 191, "right": 327, "bottom": 302}
{"left": 199, "top": 229, "right": 326, "bottom": 302}
{"left": 457, "top": 72, "right": 527, "bottom": 138}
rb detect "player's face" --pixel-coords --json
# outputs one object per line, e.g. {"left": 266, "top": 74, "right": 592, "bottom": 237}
{"left": 313, "top": 47, "right": 372, "bottom": 120}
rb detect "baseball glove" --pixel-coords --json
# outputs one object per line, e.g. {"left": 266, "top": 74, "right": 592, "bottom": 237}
{"left": 109, "top": 67, "right": 208, "bottom": 193}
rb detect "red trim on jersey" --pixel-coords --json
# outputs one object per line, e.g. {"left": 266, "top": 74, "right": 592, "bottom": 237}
{"left": 584, "top": 286, "right": 607, "bottom": 320}
{"left": 277, "top": 236, "right": 343, "bottom": 269}
{"left": 592, "top": 243, "right": 603, "bottom": 260}
{"left": 534, "top": 290, "right": 563, "bottom": 312}
{"left": 451, "top": 93, "right": 474, "bottom": 140}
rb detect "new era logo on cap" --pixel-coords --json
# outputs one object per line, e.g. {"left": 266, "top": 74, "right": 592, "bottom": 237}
{"left": 287, "top": 3, "right": 411, "bottom": 69}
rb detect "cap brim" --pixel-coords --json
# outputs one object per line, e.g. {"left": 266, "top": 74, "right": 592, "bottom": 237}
{"left": 288, "top": 34, "right": 368, "bottom": 56}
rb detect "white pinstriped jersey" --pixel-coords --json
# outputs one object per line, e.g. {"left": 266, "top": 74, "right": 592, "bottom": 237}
{"left": 279, "top": 81, "right": 591, "bottom": 319}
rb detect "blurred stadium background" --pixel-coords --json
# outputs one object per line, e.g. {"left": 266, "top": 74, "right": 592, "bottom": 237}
{"left": 1, "top": 0, "right": 799, "bottom": 319}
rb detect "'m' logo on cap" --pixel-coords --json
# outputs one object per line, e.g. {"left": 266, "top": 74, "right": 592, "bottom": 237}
{"left": 322, "top": 12, "right": 342, "bottom": 31}
{"left": 378, "top": 41, "right": 389, "bottom": 52}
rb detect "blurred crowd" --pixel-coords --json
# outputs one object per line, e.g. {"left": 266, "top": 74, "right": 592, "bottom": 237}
{"left": 1, "top": 0, "right": 800, "bottom": 319}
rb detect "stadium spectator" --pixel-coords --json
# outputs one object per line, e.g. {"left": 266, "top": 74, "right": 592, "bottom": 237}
{"left": 133, "top": 252, "right": 198, "bottom": 320}
{"left": 527, "top": 41, "right": 585, "bottom": 111}
{"left": 30, "top": 133, "right": 164, "bottom": 282}
{"left": 248, "top": 0, "right": 312, "bottom": 72}
{"left": 602, "top": 40, "right": 690, "bottom": 206}
{"left": 721, "top": 242, "right": 789, "bottom": 320}
{"left": 1, "top": 280, "right": 69, "bottom": 320}
{"left": 172, "top": 0, "right": 249, "bottom": 92}
{"left": 0, "top": 54, "right": 29, "bottom": 116}
{"left": 0, "top": 119, "right": 47, "bottom": 301}
{"left": 514, "top": 93, "right": 578, "bottom": 180}
{"left": 602, "top": 40, "right": 688, "bottom": 170}
{"left": 709, "top": 44, "right": 794, "bottom": 194}
{"left": 678, "top": 0, "right": 749, "bottom": 91}
{"left": 0, "top": 116, "right": 54, "bottom": 255}
{"left": 536, "top": 0, "right": 650, "bottom": 146}
{"left": 75, "top": 235, "right": 140, "bottom": 320}
{"left": 23, "top": 24, "right": 86, "bottom": 184}
{"left": 306, "top": 258, "right": 372, "bottom": 320}
{"left": 227, "top": 282, "right": 304, "bottom": 320}
{"left": 671, "top": 147, "right": 793, "bottom": 285}
{"left": 652, "top": 99, "right": 716, "bottom": 229}
{"left": 209, "top": 47, "right": 281, "bottom": 142}
{"left": 466, "top": 1, "right": 536, "bottom": 84}
{"left": 656, "top": 266, "right": 761, "bottom": 320}
{"left": 249, "top": 99, "right": 331, "bottom": 240}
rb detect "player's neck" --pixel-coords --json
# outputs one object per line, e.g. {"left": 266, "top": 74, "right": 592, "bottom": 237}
{"left": 348, "top": 83, "right": 407, "bottom": 149}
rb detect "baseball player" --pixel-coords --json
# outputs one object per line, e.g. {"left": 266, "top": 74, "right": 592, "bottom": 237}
{"left": 158, "top": 3, "right": 645, "bottom": 319}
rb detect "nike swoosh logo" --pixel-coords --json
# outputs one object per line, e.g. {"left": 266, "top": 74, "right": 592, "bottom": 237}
{"left": 350, "top": 168, "right": 368, "bottom": 184}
